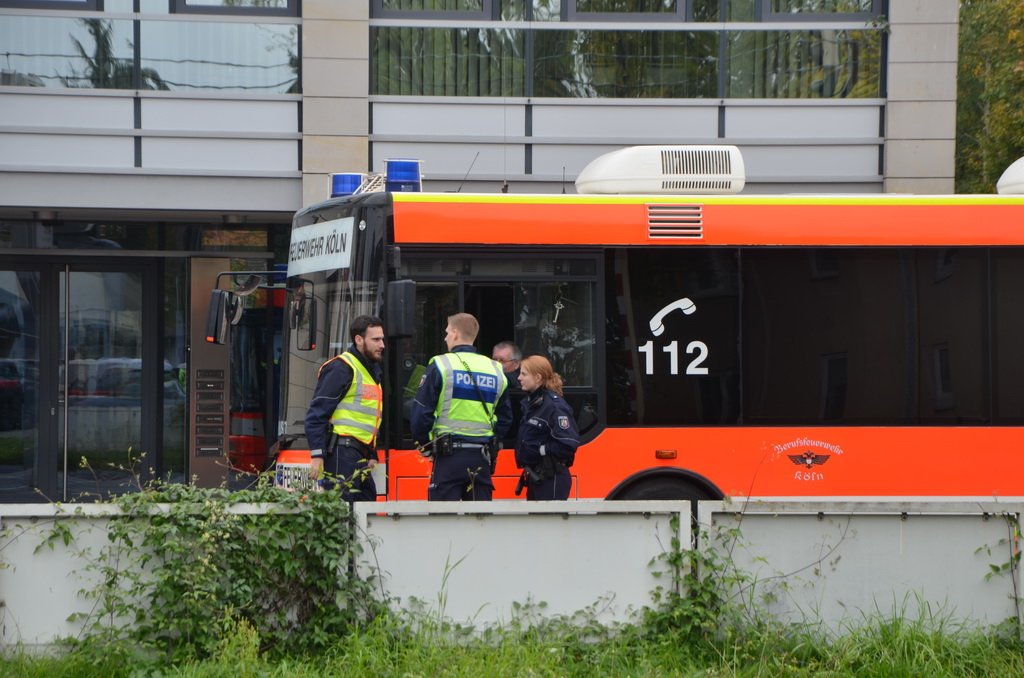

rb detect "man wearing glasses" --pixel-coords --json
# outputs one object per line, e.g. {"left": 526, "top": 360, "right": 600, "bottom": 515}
{"left": 492, "top": 341, "right": 525, "bottom": 461}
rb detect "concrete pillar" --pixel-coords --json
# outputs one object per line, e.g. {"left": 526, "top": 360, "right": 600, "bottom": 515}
{"left": 884, "top": 0, "right": 959, "bottom": 194}
{"left": 301, "top": 1, "right": 370, "bottom": 207}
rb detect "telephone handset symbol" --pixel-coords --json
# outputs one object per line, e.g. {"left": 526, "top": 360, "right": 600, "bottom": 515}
{"left": 649, "top": 297, "right": 696, "bottom": 336}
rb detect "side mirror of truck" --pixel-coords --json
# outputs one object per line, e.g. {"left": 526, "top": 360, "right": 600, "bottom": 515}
{"left": 289, "top": 280, "right": 317, "bottom": 351}
{"left": 205, "top": 289, "right": 241, "bottom": 345}
{"left": 386, "top": 279, "right": 415, "bottom": 339}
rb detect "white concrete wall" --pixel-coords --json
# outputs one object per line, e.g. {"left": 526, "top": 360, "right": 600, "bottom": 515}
{"left": 353, "top": 501, "right": 688, "bottom": 627}
{"left": 702, "top": 499, "right": 1021, "bottom": 630}
{"left": 2, "top": 499, "right": 1019, "bottom": 650}
{"left": 0, "top": 87, "right": 302, "bottom": 218}
{"left": 368, "top": 98, "right": 886, "bottom": 195}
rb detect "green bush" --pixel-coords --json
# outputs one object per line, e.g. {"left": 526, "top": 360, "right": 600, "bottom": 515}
{"left": 50, "top": 478, "right": 380, "bottom": 664}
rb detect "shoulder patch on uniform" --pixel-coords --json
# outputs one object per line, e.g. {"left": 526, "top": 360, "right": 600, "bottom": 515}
{"left": 558, "top": 416, "right": 570, "bottom": 429}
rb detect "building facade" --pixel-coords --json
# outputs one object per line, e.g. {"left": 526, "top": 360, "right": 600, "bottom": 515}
{"left": 0, "top": 0, "right": 958, "bottom": 502}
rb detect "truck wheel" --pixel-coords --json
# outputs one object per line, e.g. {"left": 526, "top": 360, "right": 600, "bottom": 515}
{"left": 614, "top": 477, "right": 715, "bottom": 501}
{"left": 611, "top": 476, "right": 720, "bottom": 524}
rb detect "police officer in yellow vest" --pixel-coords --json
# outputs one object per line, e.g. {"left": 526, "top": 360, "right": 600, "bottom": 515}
{"left": 304, "top": 315, "right": 384, "bottom": 502}
{"left": 411, "top": 312, "right": 512, "bottom": 501}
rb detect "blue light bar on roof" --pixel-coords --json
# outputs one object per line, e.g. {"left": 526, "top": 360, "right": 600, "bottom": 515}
{"left": 330, "top": 172, "right": 365, "bottom": 197}
{"left": 384, "top": 158, "right": 422, "bottom": 193}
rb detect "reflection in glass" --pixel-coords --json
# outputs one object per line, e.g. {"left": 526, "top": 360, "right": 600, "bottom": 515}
{"left": 371, "top": 21, "right": 883, "bottom": 99}
{"left": 499, "top": 0, "right": 562, "bottom": 20}
{"left": 181, "top": 0, "right": 290, "bottom": 7}
{"left": 514, "top": 282, "right": 595, "bottom": 387}
{"left": 381, "top": 0, "right": 484, "bottom": 9}
{"left": 371, "top": 27, "right": 525, "bottom": 97}
{"left": 141, "top": 21, "right": 299, "bottom": 93}
{"left": 743, "top": 249, "right": 992, "bottom": 424}
{"left": 0, "top": 271, "right": 39, "bottom": 502}
{"left": 691, "top": 0, "right": 722, "bottom": 20}
{"left": 164, "top": 261, "right": 188, "bottom": 482}
{"left": 0, "top": 16, "right": 134, "bottom": 88}
{"left": 534, "top": 30, "right": 717, "bottom": 98}
{"left": 399, "top": 283, "right": 458, "bottom": 441}
{"left": 576, "top": 0, "right": 675, "bottom": 11}
{"left": 727, "top": 30, "right": 881, "bottom": 98}
{"left": 722, "top": 0, "right": 756, "bottom": 20}
{"left": 372, "top": 27, "right": 717, "bottom": 98}
{"left": 60, "top": 270, "right": 143, "bottom": 500}
{"left": 0, "top": 220, "right": 290, "bottom": 252}
{"left": 772, "top": 0, "right": 872, "bottom": 13}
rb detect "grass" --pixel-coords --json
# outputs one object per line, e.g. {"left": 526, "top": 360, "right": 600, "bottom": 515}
{"left": 2, "top": 612, "right": 1022, "bottom": 678}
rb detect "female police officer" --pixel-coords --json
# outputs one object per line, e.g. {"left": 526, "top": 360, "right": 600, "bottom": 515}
{"left": 515, "top": 355, "right": 580, "bottom": 500}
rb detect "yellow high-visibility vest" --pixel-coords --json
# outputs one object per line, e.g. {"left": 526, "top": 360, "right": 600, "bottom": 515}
{"left": 430, "top": 352, "right": 506, "bottom": 439}
{"left": 325, "top": 351, "right": 382, "bottom": 445}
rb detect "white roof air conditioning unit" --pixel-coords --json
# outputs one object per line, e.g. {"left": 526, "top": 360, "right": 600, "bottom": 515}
{"left": 575, "top": 145, "right": 745, "bottom": 195}
{"left": 997, "top": 156, "right": 1024, "bottom": 195}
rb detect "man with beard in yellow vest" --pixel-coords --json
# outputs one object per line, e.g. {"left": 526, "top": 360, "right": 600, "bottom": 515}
{"left": 304, "top": 315, "right": 384, "bottom": 502}
{"left": 412, "top": 312, "right": 512, "bottom": 500}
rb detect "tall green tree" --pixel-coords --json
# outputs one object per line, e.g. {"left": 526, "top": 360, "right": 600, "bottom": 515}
{"left": 956, "top": 0, "right": 1024, "bottom": 193}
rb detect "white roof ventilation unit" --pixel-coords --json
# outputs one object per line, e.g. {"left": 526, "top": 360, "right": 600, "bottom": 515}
{"left": 996, "top": 156, "right": 1024, "bottom": 195}
{"left": 575, "top": 145, "right": 745, "bottom": 195}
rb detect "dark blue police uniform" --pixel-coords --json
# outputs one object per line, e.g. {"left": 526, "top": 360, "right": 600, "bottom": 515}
{"left": 411, "top": 345, "right": 512, "bottom": 501}
{"left": 515, "top": 388, "right": 580, "bottom": 500}
{"left": 304, "top": 345, "right": 381, "bottom": 502}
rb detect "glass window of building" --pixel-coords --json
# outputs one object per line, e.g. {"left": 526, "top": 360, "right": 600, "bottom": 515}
{"left": 141, "top": 21, "right": 299, "bottom": 93}
{"left": 373, "top": 0, "right": 490, "bottom": 18}
{"left": 726, "top": 29, "right": 882, "bottom": 98}
{"left": 370, "top": 0, "right": 885, "bottom": 98}
{"left": 372, "top": 27, "right": 526, "bottom": 97}
{"left": 170, "top": 0, "right": 298, "bottom": 16}
{"left": 0, "top": 0, "right": 100, "bottom": 8}
{"left": 0, "top": 16, "right": 134, "bottom": 89}
{"left": 768, "top": 0, "right": 876, "bottom": 17}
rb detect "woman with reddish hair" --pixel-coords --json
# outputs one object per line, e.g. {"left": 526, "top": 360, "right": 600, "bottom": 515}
{"left": 515, "top": 355, "right": 580, "bottom": 500}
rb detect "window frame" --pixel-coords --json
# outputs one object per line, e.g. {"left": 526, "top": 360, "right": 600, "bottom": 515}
{"left": 170, "top": 0, "right": 298, "bottom": 17}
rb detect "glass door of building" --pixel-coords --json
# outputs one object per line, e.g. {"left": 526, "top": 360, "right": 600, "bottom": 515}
{"left": 0, "top": 267, "right": 41, "bottom": 502}
{"left": 0, "top": 262, "right": 159, "bottom": 502}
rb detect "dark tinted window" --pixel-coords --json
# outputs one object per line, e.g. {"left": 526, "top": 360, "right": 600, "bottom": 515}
{"left": 605, "top": 248, "right": 740, "bottom": 425}
{"left": 742, "top": 248, "right": 989, "bottom": 424}
{"left": 993, "top": 249, "right": 1024, "bottom": 423}
{"left": 606, "top": 247, "right": 1017, "bottom": 427}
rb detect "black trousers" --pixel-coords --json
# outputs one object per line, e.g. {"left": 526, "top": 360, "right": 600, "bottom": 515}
{"left": 428, "top": 449, "right": 493, "bottom": 501}
{"left": 324, "top": 441, "right": 376, "bottom": 502}
{"left": 526, "top": 467, "right": 572, "bottom": 501}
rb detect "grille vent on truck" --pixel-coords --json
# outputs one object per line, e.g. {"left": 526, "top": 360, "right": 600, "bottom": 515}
{"left": 647, "top": 204, "right": 703, "bottom": 239}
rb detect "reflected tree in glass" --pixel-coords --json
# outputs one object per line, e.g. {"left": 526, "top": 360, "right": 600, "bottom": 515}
{"left": 534, "top": 30, "right": 717, "bottom": 98}
{"left": 727, "top": 29, "right": 880, "bottom": 98}
{"left": 61, "top": 19, "right": 168, "bottom": 90}
{"left": 372, "top": 27, "right": 524, "bottom": 97}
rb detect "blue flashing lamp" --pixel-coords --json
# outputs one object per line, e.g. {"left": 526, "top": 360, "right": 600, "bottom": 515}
{"left": 330, "top": 172, "right": 365, "bottom": 198}
{"left": 384, "top": 158, "right": 422, "bottom": 193}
